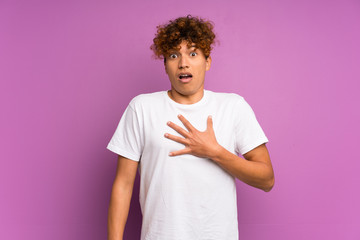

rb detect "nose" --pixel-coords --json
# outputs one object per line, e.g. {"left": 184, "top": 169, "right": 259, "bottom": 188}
{"left": 178, "top": 55, "right": 189, "bottom": 69}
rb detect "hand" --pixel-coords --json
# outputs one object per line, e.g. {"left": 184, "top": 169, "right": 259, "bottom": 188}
{"left": 164, "top": 114, "right": 222, "bottom": 159}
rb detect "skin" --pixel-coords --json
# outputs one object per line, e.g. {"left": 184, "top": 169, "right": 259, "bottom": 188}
{"left": 108, "top": 39, "right": 274, "bottom": 240}
{"left": 108, "top": 155, "right": 138, "bottom": 240}
{"left": 165, "top": 115, "right": 274, "bottom": 192}
{"left": 164, "top": 41, "right": 211, "bottom": 104}
{"left": 163, "top": 40, "right": 274, "bottom": 192}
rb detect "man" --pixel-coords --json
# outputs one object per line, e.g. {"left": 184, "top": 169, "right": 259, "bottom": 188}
{"left": 107, "top": 15, "right": 274, "bottom": 240}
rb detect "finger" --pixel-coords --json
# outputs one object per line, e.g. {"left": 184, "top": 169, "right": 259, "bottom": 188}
{"left": 167, "top": 121, "right": 191, "bottom": 138}
{"left": 164, "top": 133, "right": 188, "bottom": 145}
{"left": 178, "top": 114, "right": 196, "bottom": 132}
{"left": 169, "top": 148, "right": 191, "bottom": 157}
{"left": 206, "top": 115, "right": 213, "bottom": 131}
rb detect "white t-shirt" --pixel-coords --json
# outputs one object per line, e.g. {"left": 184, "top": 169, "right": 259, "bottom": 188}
{"left": 107, "top": 90, "right": 268, "bottom": 240}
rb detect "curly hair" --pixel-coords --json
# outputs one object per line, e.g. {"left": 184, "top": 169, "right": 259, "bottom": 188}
{"left": 150, "top": 15, "right": 216, "bottom": 60}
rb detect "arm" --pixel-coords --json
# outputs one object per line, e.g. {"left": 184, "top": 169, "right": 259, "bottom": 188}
{"left": 108, "top": 155, "right": 139, "bottom": 240}
{"left": 212, "top": 143, "right": 274, "bottom": 192}
{"left": 165, "top": 115, "right": 274, "bottom": 192}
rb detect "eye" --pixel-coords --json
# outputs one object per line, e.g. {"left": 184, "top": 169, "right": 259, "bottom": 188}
{"left": 169, "top": 53, "right": 178, "bottom": 59}
{"left": 190, "top": 52, "right": 197, "bottom": 57}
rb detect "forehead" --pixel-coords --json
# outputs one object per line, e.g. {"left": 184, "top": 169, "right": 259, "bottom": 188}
{"left": 171, "top": 41, "right": 197, "bottom": 52}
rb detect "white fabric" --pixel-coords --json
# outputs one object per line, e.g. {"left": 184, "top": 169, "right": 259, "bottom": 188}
{"left": 107, "top": 90, "right": 268, "bottom": 240}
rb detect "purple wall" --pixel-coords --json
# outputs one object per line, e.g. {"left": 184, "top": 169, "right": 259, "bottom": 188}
{"left": 1, "top": 0, "right": 359, "bottom": 239}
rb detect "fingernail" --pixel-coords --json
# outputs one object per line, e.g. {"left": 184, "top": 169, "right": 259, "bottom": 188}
{"left": 164, "top": 133, "right": 168, "bottom": 137}
{"left": 178, "top": 114, "right": 182, "bottom": 117}
{"left": 167, "top": 121, "right": 171, "bottom": 125}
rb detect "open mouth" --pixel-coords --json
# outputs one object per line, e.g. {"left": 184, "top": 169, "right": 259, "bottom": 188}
{"left": 178, "top": 73, "right": 193, "bottom": 82}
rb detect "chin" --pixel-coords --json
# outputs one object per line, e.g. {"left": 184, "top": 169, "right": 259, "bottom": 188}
{"left": 174, "top": 88, "right": 197, "bottom": 97}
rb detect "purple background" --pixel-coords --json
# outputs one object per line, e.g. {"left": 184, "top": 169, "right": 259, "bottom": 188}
{"left": 1, "top": 0, "right": 359, "bottom": 239}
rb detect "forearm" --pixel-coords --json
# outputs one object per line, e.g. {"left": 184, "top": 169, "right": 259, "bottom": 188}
{"left": 108, "top": 181, "right": 134, "bottom": 240}
{"left": 212, "top": 146, "right": 274, "bottom": 192}
{"left": 165, "top": 115, "right": 274, "bottom": 191}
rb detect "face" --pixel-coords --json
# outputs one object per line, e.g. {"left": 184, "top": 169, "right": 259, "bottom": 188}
{"left": 164, "top": 41, "right": 211, "bottom": 102}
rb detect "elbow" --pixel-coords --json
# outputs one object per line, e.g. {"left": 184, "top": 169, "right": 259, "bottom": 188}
{"left": 263, "top": 176, "right": 275, "bottom": 192}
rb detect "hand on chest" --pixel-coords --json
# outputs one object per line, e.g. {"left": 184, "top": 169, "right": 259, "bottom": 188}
{"left": 143, "top": 110, "right": 236, "bottom": 156}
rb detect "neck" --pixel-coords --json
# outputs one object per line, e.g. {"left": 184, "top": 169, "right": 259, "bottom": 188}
{"left": 168, "top": 88, "right": 204, "bottom": 105}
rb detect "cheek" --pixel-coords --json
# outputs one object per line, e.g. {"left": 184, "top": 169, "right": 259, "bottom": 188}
{"left": 198, "top": 65, "right": 207, "bottom": 76}
{"left": 166, "top": 65, "right": 177, "bottom": 76}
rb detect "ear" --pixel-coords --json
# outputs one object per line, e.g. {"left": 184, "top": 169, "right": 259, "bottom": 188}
{"left": 205, "top": 56, "right": 212, "bottom": 71}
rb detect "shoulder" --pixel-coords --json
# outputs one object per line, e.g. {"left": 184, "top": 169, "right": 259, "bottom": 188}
{"left": 207, "top": 90, "right": 255, "bottom": 114}
{"left": 128, "top": 91, "right": 166, "bottom": 110}
{"left": 206, "top": 90, "right": 245, "bottom": 104}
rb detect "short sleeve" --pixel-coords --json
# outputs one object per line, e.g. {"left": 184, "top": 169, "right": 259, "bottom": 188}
{"left": 235, "top": 98, "right": 269, "bottom": 155}
{"left": 106, "top": 104, "right": 143, "bottom": 161}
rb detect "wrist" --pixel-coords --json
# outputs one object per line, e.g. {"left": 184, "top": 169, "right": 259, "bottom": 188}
{"left": 210, "top": 144, "right": 226, "bottom": 163}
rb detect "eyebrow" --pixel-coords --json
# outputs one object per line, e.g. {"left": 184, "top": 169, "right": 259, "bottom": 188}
{"left": 184, "top": 45, "right": 198, "bottom": 52}
{"left": 168, "top": 45, "right": 198, "bottom": 54}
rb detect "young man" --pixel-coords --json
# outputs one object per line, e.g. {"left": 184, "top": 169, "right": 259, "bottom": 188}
{"left": 107, "top": 15, "right": 274, "bottom": 240}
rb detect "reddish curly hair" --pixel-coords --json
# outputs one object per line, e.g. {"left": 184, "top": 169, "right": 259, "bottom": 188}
{"left": 150, "top": 15, "right": 216, "bottom": 60}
